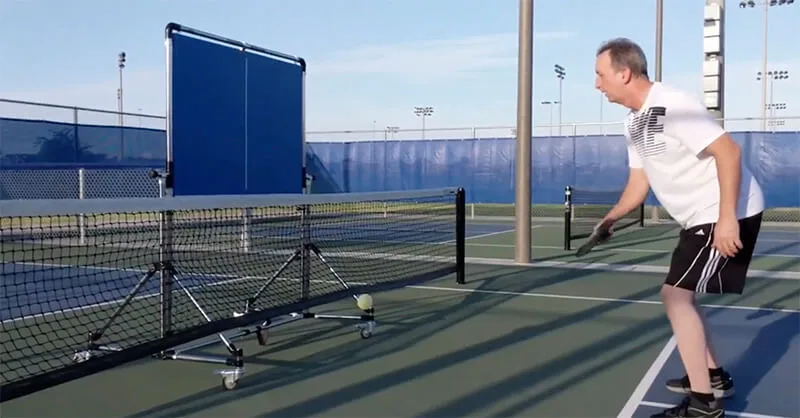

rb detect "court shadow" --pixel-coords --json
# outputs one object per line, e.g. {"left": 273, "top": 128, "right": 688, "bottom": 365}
{"left": 121, "top": 252, "right": 731, "bottom": 417}
{"left": 531, "top": 245, "right": 673, "bottom": 266}
{"left": 419, "top": 279, "right": 792, "bottom": 417}
{"left": 125, "top": 261, "right": 636, "bottom": 417}
{"left": 751, "top": 238, "right": 800, "bottom": 265}
{"left": 724, "top": 290, "right": 800, "bottom": 411}
{"left": 244, "top": 284, "right": 669, "bottom": 418}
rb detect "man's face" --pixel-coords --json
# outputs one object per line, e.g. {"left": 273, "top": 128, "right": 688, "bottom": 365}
{"left": 595, "top": 51, "right": 630, "bottom": 105}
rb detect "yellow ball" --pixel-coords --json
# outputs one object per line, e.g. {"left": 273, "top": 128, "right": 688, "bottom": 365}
{"left": 356, "top": 293, "right": 373, "bottom": 310}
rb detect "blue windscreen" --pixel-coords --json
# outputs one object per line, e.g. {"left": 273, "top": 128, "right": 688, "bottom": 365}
{"left": 169, "top": 32, "right": 303, "bottom": 196}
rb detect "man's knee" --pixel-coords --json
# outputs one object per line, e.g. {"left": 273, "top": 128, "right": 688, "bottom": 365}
{"left": 661, "top": 283, "right": 695, "bottom": 306}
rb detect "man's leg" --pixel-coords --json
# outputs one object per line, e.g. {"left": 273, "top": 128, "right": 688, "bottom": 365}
{"left": 662, "top": 284, "right": 715, "bottom": 396}
{"left": 651, "top": 223, "right": 725, "bottom": 417}
{"left": 700, "top": 307, "right": 721, "bottom": 371}
{"left": 653, "top": 214, "right": 762, "bottom": 417}
{"left": 664, "top": 303, "right": 735, "bottom": 399}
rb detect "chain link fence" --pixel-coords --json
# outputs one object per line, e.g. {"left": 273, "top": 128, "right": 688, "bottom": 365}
{"left": 0, "top": 168, "right": 162, "bottom": 200}
{"left": 2, "top": 98, "right": 797, "bottom": 225}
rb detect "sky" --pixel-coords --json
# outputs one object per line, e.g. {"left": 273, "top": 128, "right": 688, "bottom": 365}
{"left": 0, "top": 0, "right": 798, "bottom": 141}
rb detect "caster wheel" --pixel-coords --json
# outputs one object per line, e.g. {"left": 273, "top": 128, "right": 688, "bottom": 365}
{"left": 256, "top": 327, "right": 269, "bottom": 346}
{"left": 72, "top": 350, "right": 92, "bottom": 363}
{"left": 222, "top": 375, "right": 238, "bottom": 390}
{"left": 360, "top": 328, "right": 372, "bottom": 339}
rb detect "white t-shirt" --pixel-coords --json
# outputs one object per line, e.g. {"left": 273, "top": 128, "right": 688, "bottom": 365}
{"left": 623, "top": 82, "right": 764, "bottom": 229}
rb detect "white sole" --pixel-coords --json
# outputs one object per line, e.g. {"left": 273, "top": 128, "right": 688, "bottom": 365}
{"left": 665, "top": 385, "right": 736, "bottom": 399}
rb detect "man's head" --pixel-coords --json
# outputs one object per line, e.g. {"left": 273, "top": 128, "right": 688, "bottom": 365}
{"left": 595, "top": 38, "right": 651, "bottom": 109}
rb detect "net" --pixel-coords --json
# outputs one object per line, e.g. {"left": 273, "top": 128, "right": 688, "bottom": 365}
{"left": 0, "top": 187, "right": 465, "bottom": 400}
{"left": 563, "top": 186, "right": 644, "bottom": 250}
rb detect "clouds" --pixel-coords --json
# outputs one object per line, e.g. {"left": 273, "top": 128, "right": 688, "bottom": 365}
{"left": 309, "top": 31, "right": 576, "bottom": 82}
{"left": 0, "top": 68, "right": 165, "bottom": 127}
{"left": 1, "top": 30, "right": 796, "bottom": 135}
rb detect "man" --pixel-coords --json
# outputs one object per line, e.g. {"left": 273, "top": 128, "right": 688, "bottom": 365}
{"left": 593, "top": 38, "right": 764, "bottom": 418}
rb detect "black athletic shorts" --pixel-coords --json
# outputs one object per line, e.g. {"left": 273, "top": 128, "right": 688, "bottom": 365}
{"left": 664, "top": 212, "right": 763, "bottom": 294}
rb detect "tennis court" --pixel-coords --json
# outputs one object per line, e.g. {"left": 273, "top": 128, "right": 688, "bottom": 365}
{"left": 1, "top": 216, "right": 798, "bottom": 418}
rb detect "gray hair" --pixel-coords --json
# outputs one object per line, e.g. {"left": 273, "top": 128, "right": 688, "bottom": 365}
{"left": 597, "top": 38, "right": 649, "bottom": 79}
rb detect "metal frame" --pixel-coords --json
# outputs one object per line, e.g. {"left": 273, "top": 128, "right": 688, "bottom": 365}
{"left": 47, "top": 187, "right": 465, "bottom": 392}
{"left": 162, "top": 22, "right": 307, "bottom": 198}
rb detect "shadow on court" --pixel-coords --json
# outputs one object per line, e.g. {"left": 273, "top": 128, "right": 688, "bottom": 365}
{"left": 639, "top": 290, "right": 800, "bottom": 418}
{"left": 728, "top": 310, "right": 799, "bottom": 413}
{"left": 124, "top": 253, "right": 666, "bottom": 417}
{"left": 102, "top": 251, "right": 793, "bottom": 417}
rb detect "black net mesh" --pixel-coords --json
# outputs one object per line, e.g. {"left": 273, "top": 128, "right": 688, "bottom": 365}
{"left": 0, "top": 189, "right": 463, "bottom": 396}
{"left": 567, "top": 187, "right": 644, "bottom": 241}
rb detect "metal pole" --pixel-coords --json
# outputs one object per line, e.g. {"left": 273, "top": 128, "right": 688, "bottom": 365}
{"left": 515, "top": 0, "right": 533, "bottom": 263}
{"left": 558, "top": 78, "right": 563, "bottom": 135}
{"left": 554, "top": 64, "right": 565, "bottom": 136}
{"left": 118, "top": 52, "right": 126, "bottom": 161}
{"left": 655, "top": 0, "right": 663, "bottom": 82}
{"left": 760, "top": 1, "right": 769, "bottom": 131}
{"left": 651, "top": 0, "right": 663, "bottom": 222}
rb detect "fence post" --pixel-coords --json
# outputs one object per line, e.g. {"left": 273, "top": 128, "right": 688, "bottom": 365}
{"left": 78, "top": 168, "right": 86, "bottom": 245}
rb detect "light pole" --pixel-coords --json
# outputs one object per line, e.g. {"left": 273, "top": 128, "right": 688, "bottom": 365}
{"left": 738, "top": 0, "right": 795, "bottom": 130}
{"left": 757, "top": 69, "right": 790, "bottom": 120}
{"left": 117, "top": 52, "right": 126, "bottom": 160}
{"left": 117, "top": 52, "right": 126, "bottom": 126}
{"left": 554, "top": 64, "right": 565, "bottom": 135}
{"left": 384, "top": 125, "right": 399, "bottom": 140}
{"left": 413, "top": 106, "right": 433, "bottom": 139}
{"left": 540, "top": 100, "right": 559, "bottom": 136}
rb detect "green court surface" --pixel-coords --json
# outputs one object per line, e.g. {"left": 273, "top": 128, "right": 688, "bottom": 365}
{"left": 2, "top": 263, "right": 798, "bottom": 417}
{"left": 2, "top": 218, "right": 798, "bottom": 417}
{"left": 464, "top": 219, "right": 800, "bottom": 274}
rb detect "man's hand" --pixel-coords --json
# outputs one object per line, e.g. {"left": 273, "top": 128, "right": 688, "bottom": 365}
{"left": 594, "top": 216, "right": 616, "bottom": 243}
{"left": 714, "top": 215, "right": 743, "bottom": 258}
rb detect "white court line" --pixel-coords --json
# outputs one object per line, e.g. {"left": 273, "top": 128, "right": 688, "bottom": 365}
{"left": 639, "top": 401, "right": 792, "bottom": 418}
{"left": 440, "top": 224, "right": 547, "bottom": 247}
{"left": 4, "top": 255, "right": 798, "bottom": 326}
{"left": 464, "top": 242, "right": 800, "bottom": 259}
{"left": 463, "top": 256, "right": 800, "bottom": 281}
{"left": 404, "top": 285, "right": 800, "bottom": 314}
{"left": 440, "top": 225, "right": 543, "bottom": 245}
{"left": 463, "top": 228, "right": 517, "bottom": 241}
{"left": 616, "top": 336, "right": 677, "bottom": 418}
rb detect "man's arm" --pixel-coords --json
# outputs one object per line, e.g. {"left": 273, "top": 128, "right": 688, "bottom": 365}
{"left": 702, "top": 134, "right": 741, "bottom": 220}
{"left": 604, "top": 142, "right": 649, "bottom": 223}
{"left": 607, "top": 167, "right": 650, "bottom": 221}
{"left": 665, "top": 94, "right": 741, "bottom": 220}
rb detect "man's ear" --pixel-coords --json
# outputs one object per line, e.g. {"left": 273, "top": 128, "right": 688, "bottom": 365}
{"left": 621, "top": 68, "right": 632, "bottom": 84}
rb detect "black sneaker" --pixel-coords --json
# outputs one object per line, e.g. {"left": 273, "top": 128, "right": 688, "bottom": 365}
{"left": 650, "top": 395, "right": 724, "bottom": 417}
{"left": 665, "top": 371, "right": 735, "bottom": 398}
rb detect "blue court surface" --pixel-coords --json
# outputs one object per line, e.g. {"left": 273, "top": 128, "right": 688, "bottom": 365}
{"left": 621, "top": 308, "right": 800, "bottom": 418}
{"left": 0, "top": 263, "right": 247, "bottom": 322}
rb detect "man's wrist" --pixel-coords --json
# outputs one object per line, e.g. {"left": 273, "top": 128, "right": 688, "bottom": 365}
{"left": 719, "top": 208, "right": 737, "bottom": 221}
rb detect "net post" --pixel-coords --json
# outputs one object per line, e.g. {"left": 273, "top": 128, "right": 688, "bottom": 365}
{"left": 159, "top": 208, "right": 174, "bottom": 338}
{"left": 639, "top": 203, "right": 645, "bottom": 227}
{"left": 299, "top": 203, "right": 311, "bottom": 301}
{"left": 78, "top": 168, "right": 86, "bottom": 245}
{"left": 563, "top": 186, "right": 572, "bottom": 250}
{"left": 455, "top": 187, "right": 466, "bottom": 285}
{"left": 157, "top": 177, "right": 165, "bottom": 198}
{"left": 241, "top": 208, "right": 251, "bottom": 252}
